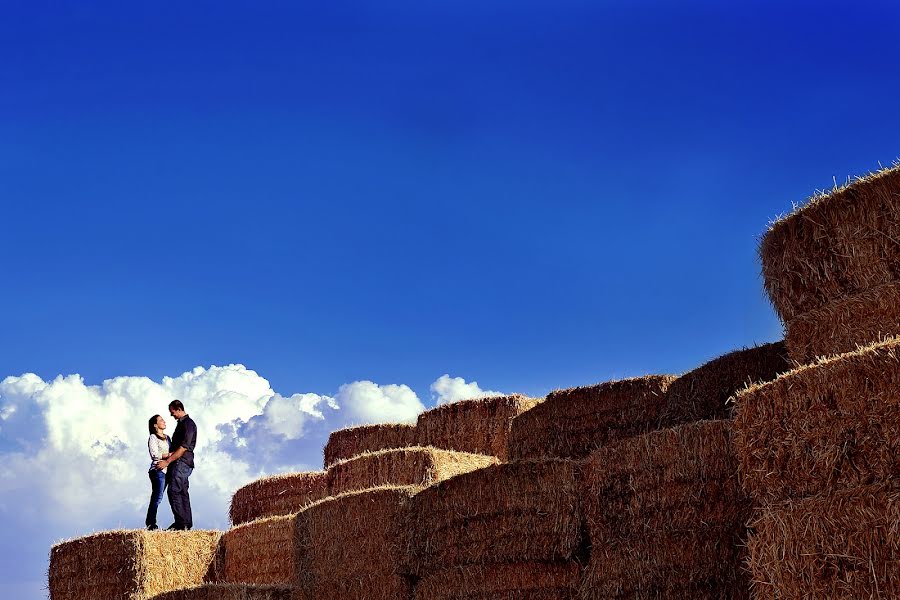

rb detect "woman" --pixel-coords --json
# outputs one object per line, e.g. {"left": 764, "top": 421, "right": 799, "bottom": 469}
{"left": 146, "top": 414, "right": 171, "bottom": 531}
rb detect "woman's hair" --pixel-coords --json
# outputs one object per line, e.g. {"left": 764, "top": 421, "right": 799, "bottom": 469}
{"left": 148, "top": 414, "right": 161, "bottom": 436}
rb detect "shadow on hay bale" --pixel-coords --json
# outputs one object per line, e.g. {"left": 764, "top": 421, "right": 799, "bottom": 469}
{"left": 660, "top": 341, "right": 791, "bottom": 426}
{"left": 414, "top": 562, "right": 581, "bottom": 600}
{"left": 148, "top": 583, "right": 292, "bottom": 600}
{"left": 221, "top": 514, "right": 296, "bottom": 586}
{"left": 747, "top": 484, "right": 900, "bottom": 600}
{"left": 294, "top": 486, "right": 416, "bottom": 600}
{"left": 760, "top": 164, "right": 900, "bottom": 322}
{"left": 733, "top": 337, "right": 900, "bottom": 504}
{"left": 402, "top": 460, "right": 583, "bottom": 578}
{"left": 323, "top": 422, "right": 417, "bottom": 468}
{"left": 580, "top": 420, "right": 751, "bottom": 600}
{"left": 507, "top": 375, "right": 675, "bottom": 461}
{"left": 415, "top": 394, "right": 541, "bottom": 460}
{"left": 229, "top": 471, "right": 329, "bottom": 527}
{"left": 49, "top": 530, "right": 221, "bottom": 600}
{"left": 327, "top": 446, "right": 497, "bottom": 497}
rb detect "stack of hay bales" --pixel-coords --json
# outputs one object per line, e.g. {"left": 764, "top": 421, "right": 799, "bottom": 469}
{"left": 580, "top": 420, "right": 751, "bottom": 599}
{"left": 733, "top": 338, "right": 900, "bottom": 598}
{"left": 760, "top": 165, "right": 900, "bottom": 363}
{"left": 404, "top": 460, "right": 583, "bottom": 599}
{"left": 507, "top": 375, "right": 675, "bottom": 460}
{"left": 229, "top": 471, "right": 330, "bottom": 526}
{"left": 49, "top": 530, "right": 221, "bottom": 600}
{"left": 323, "top": 423, "right": 417, "bottom": 467}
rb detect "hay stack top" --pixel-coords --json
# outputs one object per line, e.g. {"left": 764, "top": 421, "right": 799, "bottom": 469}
{"left": 323, "top": 422, "right": 417, "bottom": 467}
{"left": 760, "top": 164, "right": 900, "bottom": 321}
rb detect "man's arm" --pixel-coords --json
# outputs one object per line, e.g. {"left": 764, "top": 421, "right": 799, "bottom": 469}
{"left": 157, "top": 419, "right": 195, "bottom": 469}
{"left": 157, "top": 445, "right": 186, "bottom": 469}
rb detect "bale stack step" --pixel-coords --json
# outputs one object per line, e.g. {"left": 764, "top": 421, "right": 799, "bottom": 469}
{"left": 229, "top": 471, "right": 329, "bottom": 526}
{"left": 733, "top": 337, "right": 900, "bottom": 597}
{"left": 148, "top": 583, "right": 292, "bottom": 600}
{"left": 220, "top": 514, "right": 297, "bottom": 586}
{"left": 323, "top": 423, "right": 417, "bottom": 468}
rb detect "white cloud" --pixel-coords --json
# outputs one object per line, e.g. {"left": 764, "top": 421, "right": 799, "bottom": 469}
{"left": 334, "top": 380, "right": 424, "bottom": 423}
{"left": 430, "top": 374, "right": 503, "bottom": 405}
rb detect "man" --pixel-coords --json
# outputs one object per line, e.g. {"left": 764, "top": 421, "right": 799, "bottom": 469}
{"left": 155, "top": 399, "right": 197, "bottom": 530}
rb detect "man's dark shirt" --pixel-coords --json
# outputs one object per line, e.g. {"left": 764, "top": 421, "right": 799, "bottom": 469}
{"left": 171, "top": 414, "right": 197, "bottom": 468}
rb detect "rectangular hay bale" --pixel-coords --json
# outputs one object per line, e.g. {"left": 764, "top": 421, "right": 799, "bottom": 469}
{"left": 733, "top": 337, "right": 900, "bottom": 504}
{"left": 414, "top": 562, "right": 581, "bottom": 600}
{"left": 229, "top": 471, "right": 330, "bottom": 526}
{"left": 148, "top": 583, "right": 293, "bottom": 600}
{"left": 222, "top": 514, "right": 296, "bottom": 586}
{"left": 403, "top": 460, "right": 582, "bottom": 577}
{"left": 49, "top": 530, "right": 221, "bottom": 600}
{"left": 294, "top": 486, "right": 417, "bottom": 600}
{"left": 327, "top": 446, "right": 497, "bottom": 497}
{"left": 323, "top": 422, "right": 417, "bottom": 467}
{"left": 747, "top": 484, "right": 900, "bottom": 600}
{"left": 415, "top": 394, "right": 541, "bottom": 460}
{"left": 507, "top": 375, "right": 675, "bottom": 461}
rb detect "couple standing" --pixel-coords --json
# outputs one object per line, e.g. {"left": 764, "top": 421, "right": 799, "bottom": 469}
{"left": 146, "top": 399, "right": 197, "bottom": 531}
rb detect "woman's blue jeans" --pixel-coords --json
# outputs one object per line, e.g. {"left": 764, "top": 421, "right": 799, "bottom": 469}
{"left": 145, "top": 468, "right": 167, "bottom": 528}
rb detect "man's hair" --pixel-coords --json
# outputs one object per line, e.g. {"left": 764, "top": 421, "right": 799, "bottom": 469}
{"left": 169, "top": 399, "right": 185, "bottom": 411}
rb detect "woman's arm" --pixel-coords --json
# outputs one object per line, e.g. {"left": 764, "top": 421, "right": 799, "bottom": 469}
{"left": 148, "top": 436, "right": 166, "bottom": 462}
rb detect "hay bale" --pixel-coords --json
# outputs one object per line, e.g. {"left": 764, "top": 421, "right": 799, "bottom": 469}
{"left": 403, "top": 460, "right": 582, "bottom": 577}
{"left": 49, "top": 530, "right": 221, "bottom": 600}
{"left": 328, "top": 446, "right": 497, "bottom": 496}
{"left": 507, "top": 375, "right": 675, "bottom": 461}
{"left": 580, "top": 420, "right": 751, "bottom": 599}
{"left": 415, "top": 394, "right": 541, "bottom": 460}
{"left": 660, "top": 342, "right": 790, "bottom": 425}
{"left": 732, "top": 337, "right": 900, "bottom": 504}
{"left": 221, "top": 514, "right": 296, "bottom": 586}
{"left": 414, "top": 562, "right": 581, "bottom": 600}
{"left": 229, "top": 471, "right": 329, "bottom": 526}
{"left": 760, "top": 164, "right": 900, "bottom": 322}
{"left": 323, "top": 422, "right": 417, "bottom": 467}
{"left": 747, "top": 484, "right": 900, "bottom": 599}
{"left": 785, "top": 280, "right": 900, "bottom": 363}
{"left": 148, "top": 584, "right": 292, "bottom": 600}
{"left": 294, "top": 486, "right": 416, "bottom": 600}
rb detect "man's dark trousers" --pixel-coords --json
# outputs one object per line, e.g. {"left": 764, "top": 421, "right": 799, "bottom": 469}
{"left": 166, "top": 460, "right": 193, "bottom": 529}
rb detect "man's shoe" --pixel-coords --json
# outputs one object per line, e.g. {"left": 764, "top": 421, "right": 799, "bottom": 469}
{"left": 146, "top": 524, "right": 159, "bottom": 531}
{"left": 166, "top": 523, "right": 183, "bottom": 531}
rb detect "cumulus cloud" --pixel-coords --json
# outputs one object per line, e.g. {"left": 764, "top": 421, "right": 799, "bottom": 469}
{"left": 430, "top": 374, "right": 503, "bottom": 405}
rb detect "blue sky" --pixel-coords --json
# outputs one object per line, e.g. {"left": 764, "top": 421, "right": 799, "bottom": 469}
{"left": 2, "top": 1, "right": 899, "bottom": 598}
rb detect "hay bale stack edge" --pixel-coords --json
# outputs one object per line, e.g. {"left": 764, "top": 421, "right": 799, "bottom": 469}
{"left": 221, "top": 514, "right": 296, "bottom": 586}
{"left": 323, "top": 422, "right": 417, "bottom": 467}
{"left": 229, "top": 471, "right": 329, "bottom": 526}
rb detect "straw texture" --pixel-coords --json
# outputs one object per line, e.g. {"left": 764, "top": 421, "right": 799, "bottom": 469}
{"left": 149, "top": 584, "right": 293, "bottom": 600}
{"left": 580, "top": 420, "right": 751, "bottom": 599}
{"left": 222, "top": 514, "right": 296, "bottom": 585}
{"left": 415, "top": 394, "right": 541, "bottom": 460}
{"left": 747, "top": 484, "right": 900, "bottom": 600}
{"left": 760, "top": 164, "right": 900, "bottom": 321}
{"left": 49, "top": 530, "right": 221, "bottom": 600}
{"left": 229, "top": 471, "right": 329, "bottom": 526}
{"left": 508, "top": 375, "right": 675, "bottom": 460}
{"left": 415, "top": 562, "right": 581, "bottom": 600}
{"left": 660, "top": 342, "right": 790, "bottom": 425}
{"left": 323, "top": 422, "right": 417, "bottom": 467}
{"left": 785, "top": 280, "right": 900, "bottom": 363}
{"left": 733, "top": 337, "right": 900, "bottom": 504}
{"left": 403, "top": 460, "right": 582, "bottom": 577}
{"left": 327, "top": 446, "right": 497, "bottom": 496}
{"left": 294, "top": 486, "right": 416, "bottom": 600}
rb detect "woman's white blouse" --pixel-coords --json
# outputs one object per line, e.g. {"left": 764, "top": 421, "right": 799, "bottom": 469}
{"left": 148, "top": 435, "right": 170, "bottom": 472}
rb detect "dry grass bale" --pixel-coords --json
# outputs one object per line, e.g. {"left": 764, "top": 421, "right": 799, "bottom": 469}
{"left": 759, "top": 163, "right": 900, "bottom": 322}
{"left": 660, "top": 342, "right": 790, "bottom": 425}
{"left": 49, "top": 530, "right": 221, "bottom": 600}
{"left": 323, "top": 422, "right": 417, "bottom": 467}
{"left": 328, "top": 446, "right": 497, "bottom": 496}
{"left": 415, "top": 394, "right": 542, "bottom": 460}
{"left": 508, "top": 375, "right": 675, "bottom": 461}
{"left": 149, "top": 583, "right": 292, "bottom": 600}
{"left": 294, "top": 486, "right": 417, "bottom": 600}
{"left": 229, "top": 471, "right": 329, "bottom": 526}
{"left": 732, "top": 337, "right": 900, "bottom": 504}
{"left": 785, "top": 280, "right": 900, "bottom": 363}
{"left": 221, "top": 514, "right": 296, "bottom": 586}
{"left": 580, "top": 420, "right": 751, "bottom": 599}
{"left": 415, "top": 562, "right": 581, "bottom": 600}
{"left": 747, "top": 484, "right": 900, "bottom": 600}
{"left": 403, "top": 460, "right": 582, "bottom": 577}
